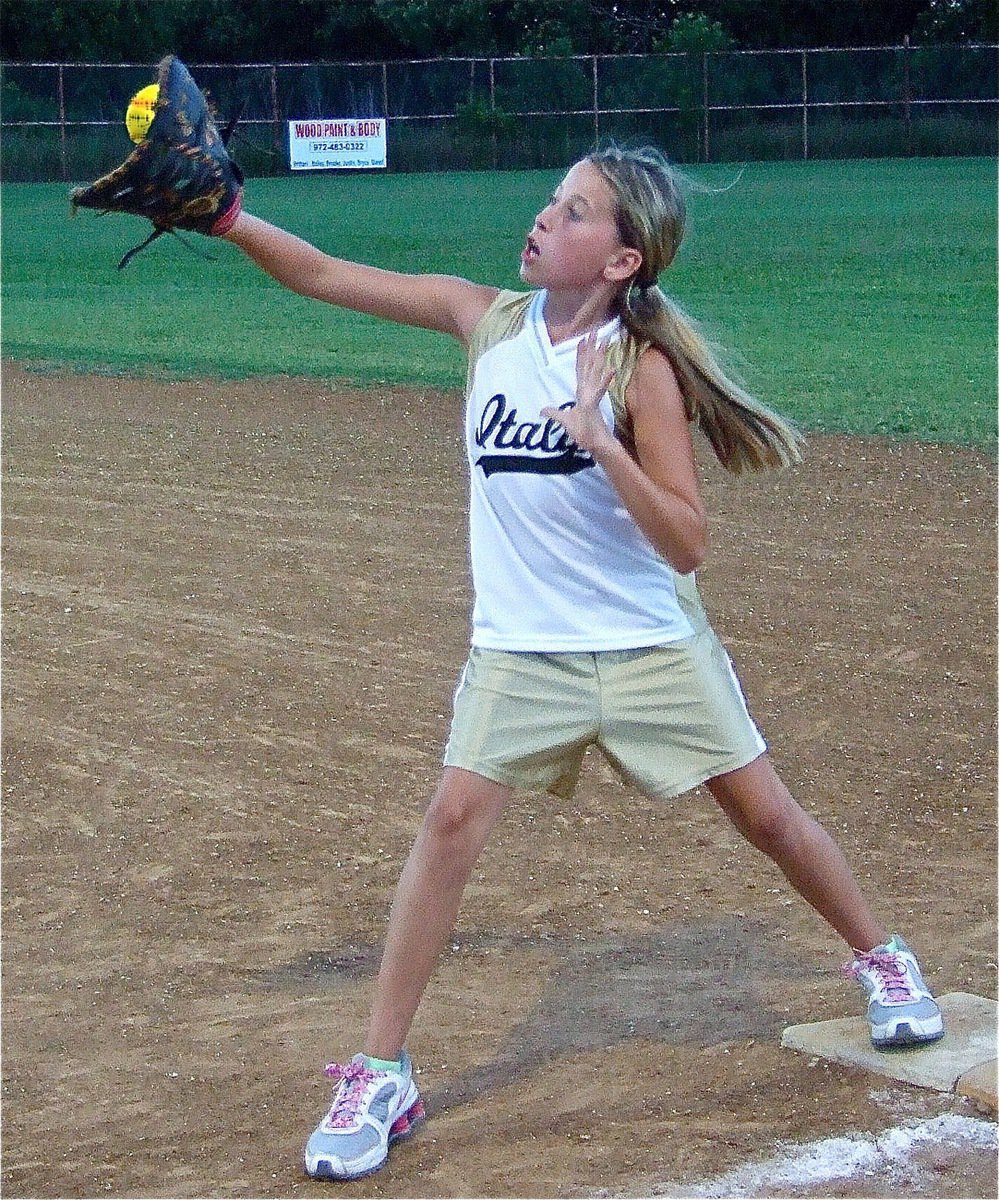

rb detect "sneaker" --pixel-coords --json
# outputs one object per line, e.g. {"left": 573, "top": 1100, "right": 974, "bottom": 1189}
{"left": 304, "top": 1051, "right": 425, "bottom": 1180}
{"left": 844, "top": 935, "right": 944, "bottom": 1048}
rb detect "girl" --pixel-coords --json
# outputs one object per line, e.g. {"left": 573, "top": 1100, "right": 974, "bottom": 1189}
{"left": 222, "top": 145, "right": 943, "bottom": 1182}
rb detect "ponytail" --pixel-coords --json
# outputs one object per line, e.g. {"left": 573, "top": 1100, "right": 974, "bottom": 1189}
{"left": 618, "top": 283, "right": 803, "bottom": 475}
{"left": 588, "top": 144, "right": 804, "bottom": 475}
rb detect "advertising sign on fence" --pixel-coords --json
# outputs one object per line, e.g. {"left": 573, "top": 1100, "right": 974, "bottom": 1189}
{"left": 287, "top": 118, "right": 387, "bottom": 170}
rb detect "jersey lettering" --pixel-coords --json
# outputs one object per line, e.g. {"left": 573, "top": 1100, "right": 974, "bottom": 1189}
{"left": 473, "top": 392, "right": 593, "bottom": 477}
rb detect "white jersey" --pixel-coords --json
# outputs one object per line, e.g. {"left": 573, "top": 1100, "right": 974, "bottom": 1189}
{"left": 464, "top": 289, "right": 698, "bottom": 652}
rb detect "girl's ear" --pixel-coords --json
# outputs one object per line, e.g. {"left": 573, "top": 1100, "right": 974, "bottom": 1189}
{"left": 604, "top": 246, "right": 643, "bottom": 284}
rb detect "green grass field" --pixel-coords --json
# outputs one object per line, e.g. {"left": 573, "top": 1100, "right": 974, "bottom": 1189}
{"left": 2, "top": 157, "right": 996, "bottom": 445}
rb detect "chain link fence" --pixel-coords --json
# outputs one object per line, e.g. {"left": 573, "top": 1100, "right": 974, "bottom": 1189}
{"left": 2, "top": 43, "right": 996, "bottom": 181}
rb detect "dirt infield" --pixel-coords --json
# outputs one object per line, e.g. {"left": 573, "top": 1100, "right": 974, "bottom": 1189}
{"left": 2, "top": 363, "right": 996, "bottom": 1198}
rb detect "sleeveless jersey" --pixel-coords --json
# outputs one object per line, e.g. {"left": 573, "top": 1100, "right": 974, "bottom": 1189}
{"left": 464, "top": 288, "right": 705, "bottom": 651}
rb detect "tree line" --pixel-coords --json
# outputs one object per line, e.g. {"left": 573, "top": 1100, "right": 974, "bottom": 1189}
{"left": 2, "top": 0, "right": 996, "bottom": 63}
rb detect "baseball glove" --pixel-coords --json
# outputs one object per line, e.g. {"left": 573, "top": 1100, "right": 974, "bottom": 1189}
{"left": 71, "top": 55, "right": 243, "bottom": 268}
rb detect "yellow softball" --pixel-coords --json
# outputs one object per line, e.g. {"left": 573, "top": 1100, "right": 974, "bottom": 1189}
{"left": 125, "top": 84, "right": 160, "bottom": 143}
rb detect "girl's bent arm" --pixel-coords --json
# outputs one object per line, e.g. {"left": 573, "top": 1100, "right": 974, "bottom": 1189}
{"left": 596, "top": 348, "right": 707, "bottom": 574}
{"left": 225, "top": 212, "right": 498, "bottom": 344}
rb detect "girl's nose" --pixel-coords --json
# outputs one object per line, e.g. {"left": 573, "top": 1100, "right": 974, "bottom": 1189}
{"left": 535, "top": 196, "right": 557, "bottom": 230}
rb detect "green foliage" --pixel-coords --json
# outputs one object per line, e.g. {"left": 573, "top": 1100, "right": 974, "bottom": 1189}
{"left": 2, "top": 158, "right": 995, "bottom": 446}
{"left": 374, "top": 0, "right": 491, "bottom": 58}
{"left": 648, "top": 11, "right": 736, "bottom": 151}
{"left": 914, "top": 0, "right": 999, "bottom": 43}
{"left": 0, "top": 73, "right": 53, "bottom": 121}
{"left": 2, "top": 0, "right": 995, "bottom": 65}
{"left": 656, "top": 11, "right": 735, "bottom": 54}
{"left": 455, "top": 96, "right": 515, "bottom": 134}
{"left": 453, "top": 97, "right": 516, "bottom": 169}
{"left": 523, "top": 33, "right": 576, "bottom": 59}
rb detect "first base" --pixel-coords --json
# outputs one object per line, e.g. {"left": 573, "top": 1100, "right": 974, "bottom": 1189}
{"left": 781, "top": 992, "right": 998, "bottom": 1103}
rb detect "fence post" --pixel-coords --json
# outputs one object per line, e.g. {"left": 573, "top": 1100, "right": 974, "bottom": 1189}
{"left": 382, "top": 61, "right": 389, "bottom": 117}
{"left": 903, "top": 35, "right": 913, "bottom": 151}
{"left": 801, "top": 48, "right": 809, "bottom": 160}
{"left": 489, "top": 57, "right": 497, "bottom": 170}
{"left": 593, "top": 55, "right": 599, "bottom": 144}
{"left": 270, "top": 64, "right": 281, "bottom": 160}
{"left": 702, "top": 52, "right": 710, "bottom": 162}
{"left": 58, "top": 63, "right": 68, "bottom": 181}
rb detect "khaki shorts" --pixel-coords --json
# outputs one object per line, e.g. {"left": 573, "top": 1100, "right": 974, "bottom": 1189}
{"left": 444, "top": 631, "right": 766, "bottom": 801}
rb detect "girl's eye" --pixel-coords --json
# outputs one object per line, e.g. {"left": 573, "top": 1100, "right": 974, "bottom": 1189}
{"left": 567, "top": 205, "right": 582, "bottom": 221}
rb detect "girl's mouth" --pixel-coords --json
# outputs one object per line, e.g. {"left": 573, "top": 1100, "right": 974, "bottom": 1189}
{"left": 522, "top": 235, "right": 540, "bottom": 264}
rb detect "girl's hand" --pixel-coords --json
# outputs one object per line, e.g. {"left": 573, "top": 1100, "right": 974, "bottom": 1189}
{"left": 541, "top": 332, "right": 617, "bottom": 454}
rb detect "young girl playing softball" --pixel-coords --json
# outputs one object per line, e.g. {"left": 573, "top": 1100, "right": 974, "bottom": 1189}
{"left": 223, "top": 145, "right": 943, "bottom": 1182}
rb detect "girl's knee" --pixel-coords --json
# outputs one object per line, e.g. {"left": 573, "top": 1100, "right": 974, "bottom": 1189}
{"left": 422, "top": 769, "right": 508, "bottom": 843}
{"left": 708, "top": 761, "right": 805, "bottom": 851}
{"left": 740, "top": 792, "right": 804, "bottom": 854}
{"left": 423, "top": 789, "right": 477, "bottom": 841}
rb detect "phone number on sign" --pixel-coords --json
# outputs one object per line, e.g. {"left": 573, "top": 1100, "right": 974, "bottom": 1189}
{"left": 310, "top": 141, "right": 366, "bottom": 153}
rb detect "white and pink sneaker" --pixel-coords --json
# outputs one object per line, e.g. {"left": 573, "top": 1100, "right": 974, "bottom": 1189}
{"left": 304, "top": 1051, "right": 424, "bottom": 1180}
{"left": 845, "top": 935, "right": 944, "bottom": 1048}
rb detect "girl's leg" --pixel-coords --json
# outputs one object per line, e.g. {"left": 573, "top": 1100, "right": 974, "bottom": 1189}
{"left": 364, "top": 766, "right": 511, "bottom": 1060}
{"left": 706, "top": 754, "right": 887, "bottom": 952}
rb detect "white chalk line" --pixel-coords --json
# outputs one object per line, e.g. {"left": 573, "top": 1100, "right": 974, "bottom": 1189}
{"left": 653, "top": 1113, "right": 997, "bottom": 1198}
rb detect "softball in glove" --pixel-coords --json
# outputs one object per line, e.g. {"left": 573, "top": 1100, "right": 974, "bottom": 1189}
{"left": 71, "top": 55, "right": 244, "bottom": 268}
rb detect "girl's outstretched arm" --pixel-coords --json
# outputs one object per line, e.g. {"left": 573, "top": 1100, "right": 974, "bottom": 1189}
{"left": 225, "top": 213, "right": 498, "bottom": 344}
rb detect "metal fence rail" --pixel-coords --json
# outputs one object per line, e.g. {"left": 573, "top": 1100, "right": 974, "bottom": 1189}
{"left": 2, "top": 43, "right": 996, "bottom": 180}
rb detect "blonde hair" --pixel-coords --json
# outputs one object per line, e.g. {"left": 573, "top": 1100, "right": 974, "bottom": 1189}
{"left": 587, "top": 145, "right": 803, "bottom": 474}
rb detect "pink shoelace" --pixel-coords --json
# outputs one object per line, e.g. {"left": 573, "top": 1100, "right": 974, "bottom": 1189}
{"left": 322, "top": 1059, "right": 378, "bottom": 1129}
{"left": 844, "top": 948, "right": 915, "bottom": 1003}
